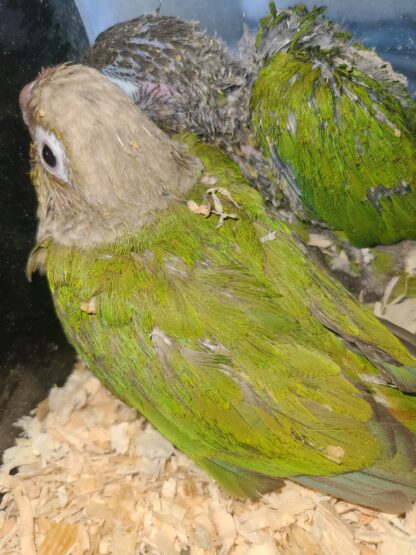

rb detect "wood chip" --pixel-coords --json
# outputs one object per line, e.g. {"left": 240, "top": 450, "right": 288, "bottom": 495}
{"left": 311, "top": 501, "right": 359, "bottom": 555}
{"left": 260, "top": 231, "right": 277, "bottom": 243}
{"left": 329, "top": 250, "right": 355, "bottom": 276}
{"left": 308, "top": 233, "right": 334, "bottom": 249}
{"left": 38, "top": 521, "right": 82, "bottom": 555}
{"left": 326, "top": 445, "right": 346, "bottom": 464}
{"left": 187, "top": 200, "right": 211, "bottom": 217}
{"left": 80, "top": 296, "right": 97, "bottom": 315}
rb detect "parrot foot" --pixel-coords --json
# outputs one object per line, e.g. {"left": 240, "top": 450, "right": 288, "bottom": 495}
{"left": 187, "top": 186, "right": 240, "bottom": 228}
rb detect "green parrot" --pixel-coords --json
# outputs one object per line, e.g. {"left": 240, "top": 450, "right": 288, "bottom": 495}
{"left": 251, "top": 2, "right": 416, "bottom": 247}
{"left": 20, "top": 64, "right": 416, "bottom": 513}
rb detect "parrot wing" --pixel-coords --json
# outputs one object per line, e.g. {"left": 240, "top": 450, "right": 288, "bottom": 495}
{"left": 46, "top": 139, "right": 416, "bottom": 511}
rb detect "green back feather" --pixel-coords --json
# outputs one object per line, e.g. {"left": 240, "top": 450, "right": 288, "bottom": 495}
{"left": 251, "top": 6, "right": 416, "bottom": 246}
{"left": 43, "top": 137, "right": 416, "bottom": 509}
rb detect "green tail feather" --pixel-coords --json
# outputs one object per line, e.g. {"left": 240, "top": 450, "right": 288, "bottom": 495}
{"left": 296, "top": 396, "right": 416, "bottom": 512}
{"left": 293, "top": 471, "right": 416, "bottom": 513}
{"left": 381, "top": 362, "right": 416, "bottom": 394}
{"left": 200, "top": 458, "right": 284, "bottom": 498}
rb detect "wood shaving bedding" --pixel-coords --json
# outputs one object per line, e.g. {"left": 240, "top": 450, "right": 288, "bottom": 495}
{"left": 1, "top": 362, "right": 415, "bottom": 555}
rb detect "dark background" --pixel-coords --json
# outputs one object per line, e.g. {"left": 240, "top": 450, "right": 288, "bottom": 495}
{"left": 0, "top": 0, "right": 88, "bottom": 453}
{"left": 0, "top": 0, "right": 415, "bottom": 456}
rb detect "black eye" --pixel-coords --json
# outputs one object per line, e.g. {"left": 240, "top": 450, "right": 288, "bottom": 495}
{"left": 42, "top": 144, "right": 56, "bottom": 168}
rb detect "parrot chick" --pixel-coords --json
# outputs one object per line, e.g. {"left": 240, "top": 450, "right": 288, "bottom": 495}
{"left": 83, "top": 15, "right": 280, "bottom": 208}
{"left": 251, "top": 3, "right": 416, "bottom": 247}
{"left": 83, "top": 15, "right": 250, "bottom": 142}
{"left": 21, "top": 64, "right": 416, "bottom": 513}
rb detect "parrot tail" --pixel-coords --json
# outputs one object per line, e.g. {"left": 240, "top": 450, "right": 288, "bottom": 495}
{"left": 292, "top": 468, "right": 416, "bottom": 514}
{"left": 378, "top": 316, "right": 416, "bottom": 357}
{"left": 294, "top": 399, "right": 416, "bottom": 513}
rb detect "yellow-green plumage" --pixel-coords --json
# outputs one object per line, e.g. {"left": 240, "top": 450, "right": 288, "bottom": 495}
{"left": 21, "top": 65, "right": 416, "bottom": 513}
{"left": 251, "top": 4, "right": 416, "bottom": 247}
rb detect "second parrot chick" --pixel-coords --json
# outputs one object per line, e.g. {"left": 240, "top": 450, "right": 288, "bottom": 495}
{"left": 83, "top": 15, "right": 250, "bottom": 142}
{"left": 83, "top": 14, "right": 280, "bottom": 208}
{"left": 252, "top": 3, "right": 416, "bottom": 247}
{"left": 85, "top": 7, "right": 416, "bottom": 248}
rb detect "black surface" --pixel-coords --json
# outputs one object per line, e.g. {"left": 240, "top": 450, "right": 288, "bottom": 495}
{"left": 0, "top": 0, "right": 88, "bottom": 454}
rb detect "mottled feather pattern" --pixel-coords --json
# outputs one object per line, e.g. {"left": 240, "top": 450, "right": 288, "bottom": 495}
{"left": 251, "top": 5, "right": 416, "bottom": 246}
{"left": 83, "top": 16, "right": 284, "bottom": 208}
{"left": 44, "top": 137, "right": 416, "bottom": 511}
{"left": 84, "top": 15, "right": 249, "bottom": 141}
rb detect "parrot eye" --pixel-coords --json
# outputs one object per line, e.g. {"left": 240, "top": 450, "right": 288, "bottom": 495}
{"left": 42, "top": 144, "right": 57, "bottom": 168}
{"left": 35, "top": 126, "right": 70, "bottom": 184}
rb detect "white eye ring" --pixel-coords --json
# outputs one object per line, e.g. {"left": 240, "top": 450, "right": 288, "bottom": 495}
{"left": 35, "top": 126, "right": 70, "bottom": 183}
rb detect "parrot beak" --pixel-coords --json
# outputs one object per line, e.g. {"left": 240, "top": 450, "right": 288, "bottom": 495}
{"left": 19, "top": 81, "right": 34, "bottom": 127}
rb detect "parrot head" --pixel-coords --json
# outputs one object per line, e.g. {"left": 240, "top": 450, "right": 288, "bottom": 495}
{"left": 19, "top": 64, "right": 199, "bottom": 248}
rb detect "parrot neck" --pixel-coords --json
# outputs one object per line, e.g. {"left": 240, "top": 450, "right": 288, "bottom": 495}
{"left": 34, "top": 142, "right": 202, "bottom": 249}
{"left": 36, "top": 200, "right": 124, "bottom": 249}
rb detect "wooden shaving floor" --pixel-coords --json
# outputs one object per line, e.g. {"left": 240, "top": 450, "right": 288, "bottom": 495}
{"left": 0, "top": 362, "right": 415, "bottom": 555}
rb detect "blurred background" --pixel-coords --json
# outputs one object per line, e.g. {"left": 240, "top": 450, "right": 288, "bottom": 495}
{"left": 0, "top": 0, "right": 415, "bottom": 456}
{"left": 75, "top": 0, "right": 416, "bottom": 94}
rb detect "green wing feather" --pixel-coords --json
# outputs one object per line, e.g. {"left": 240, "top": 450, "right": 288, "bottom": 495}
{"left": 251, "top": 5, "right": 416, "bottom": 247}
{"left": 45, "top": 137, "right": 416, "bottom": 511}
